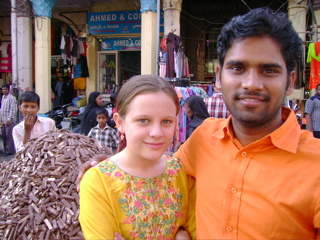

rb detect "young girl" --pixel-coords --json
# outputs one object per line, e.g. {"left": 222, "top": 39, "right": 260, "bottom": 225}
{"left": 79, "top": 75, "right": 196, "bottom": 239}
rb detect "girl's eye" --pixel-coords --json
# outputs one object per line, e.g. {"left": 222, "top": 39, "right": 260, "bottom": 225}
{"left": 163, "top": 120, "right": 172, "bottom": 124}
{"left": 139, "top": 119, "right": 148, "bottom": 123}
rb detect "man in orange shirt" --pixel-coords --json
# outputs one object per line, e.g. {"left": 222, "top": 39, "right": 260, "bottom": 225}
{"left": 175, "top": 7, "right": 320, "bottom": 239}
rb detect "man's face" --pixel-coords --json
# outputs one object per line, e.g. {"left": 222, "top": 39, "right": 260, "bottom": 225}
{"left": 2, "top": 87, "right": 9, "bottom": 96}
{"left": 317, "top": 86, "right": 320, "bottom": 96}
{"left": 216, "top": 36, "right": 295, "bottom": 128}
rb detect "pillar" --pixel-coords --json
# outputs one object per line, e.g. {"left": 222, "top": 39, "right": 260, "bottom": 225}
{"left": 16, "top": 0, "right": 33, "bottom": 92}
{"left": 140, "top": 0, "right": 157, "bottom": 74}
{"left": 163, "top": 0, "right": 182, "bottom": 36}
{"left": 86, "top": 38, "right": 98, "bottom": 97}
{"left": 29, "top": 0, "right": 57, "bottom": 113}
{"left": 288, "top": 0, "right": 308, "bottom": 99}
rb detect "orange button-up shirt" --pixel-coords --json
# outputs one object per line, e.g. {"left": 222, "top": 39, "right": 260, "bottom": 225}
{"left": 175, "top": 107, "right": 320, "bottom": 239}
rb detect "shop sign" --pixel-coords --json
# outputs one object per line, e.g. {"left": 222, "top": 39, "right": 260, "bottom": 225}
{"left": 101, "top": 38, "right": 141, "bottom": 51}
{"left": 88, "top": 10, "right": 164, "bottom": 35}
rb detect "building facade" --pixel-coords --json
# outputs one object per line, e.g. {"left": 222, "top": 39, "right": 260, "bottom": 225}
{"left": 0, "top": 0, "right": 317, "bottom": 113}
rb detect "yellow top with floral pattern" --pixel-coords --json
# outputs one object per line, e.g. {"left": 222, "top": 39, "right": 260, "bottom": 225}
{"left": 79, "top": 155, "right": 196, "bottom": 240}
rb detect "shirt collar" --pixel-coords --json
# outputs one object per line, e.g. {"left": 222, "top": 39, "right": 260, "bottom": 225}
{"left": 95, "top": 124, "right": 111, "bottom": 130}
{"left": 212, "top": 106, "right": 300, "bottom": 154}
{"left": 313, "top": 94, "right": 320, "bottom": 100}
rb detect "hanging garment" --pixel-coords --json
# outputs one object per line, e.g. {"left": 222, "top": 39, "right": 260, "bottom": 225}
{"left": 0, "top": 43, "right": 11, "bottom": 73}
{"left": 74, "top": 77, "right": 86, "bottom": 90}
{"left": 307, "top": 42, "right": 320, "bottom": 90}
{"left": 166, "top": 33, "right": 181, "bottom": 78}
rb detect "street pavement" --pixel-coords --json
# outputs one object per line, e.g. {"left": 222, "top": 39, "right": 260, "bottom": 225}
{"left": 0, "top": 131, "right": 15, "bottom": 163}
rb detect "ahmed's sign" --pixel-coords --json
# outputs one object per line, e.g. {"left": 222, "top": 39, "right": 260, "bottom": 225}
{"left": 88, "top": 10, "right": 164, "bottom": 35}
{"left": 101, "top": 38, "right": 141, "bottom": 51}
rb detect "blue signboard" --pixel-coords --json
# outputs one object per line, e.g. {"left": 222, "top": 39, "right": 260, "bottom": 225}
{"left": 102, "top": 38, "right": 141, "bottom": 51}
{"left": 88, "top": 10, "right": 163, "bottom": 35}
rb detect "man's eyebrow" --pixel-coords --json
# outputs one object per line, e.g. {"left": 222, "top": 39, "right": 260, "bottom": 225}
{"left": 259, "top": 63, "right": 283, "bottom": 69}
{"left": 225, "top": 60, "right": 245, "bottom": 66}
{"left": 225, "top": 60, "right": 283, "bottom": 69}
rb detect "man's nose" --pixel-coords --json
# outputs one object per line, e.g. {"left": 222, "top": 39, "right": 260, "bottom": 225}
{"left": 242, "top": 70, "right": 263, "bottom": 90}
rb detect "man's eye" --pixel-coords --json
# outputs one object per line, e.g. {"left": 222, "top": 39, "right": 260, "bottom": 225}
{"left": 264, "top": 69, "right": 277, "bottom": 73}
{"left": 231, "top": 66, "right": 243, "bottom": 71}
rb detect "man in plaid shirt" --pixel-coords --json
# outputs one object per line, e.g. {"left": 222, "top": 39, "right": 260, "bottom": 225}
{"left": 0, "top": 84, "right": 17, "bottom": 155}
{"left": 204, "top": 83, "right": 230, "bottom": 119}
{"left": 88, "top": 108, "right": 119, "bottom": 154}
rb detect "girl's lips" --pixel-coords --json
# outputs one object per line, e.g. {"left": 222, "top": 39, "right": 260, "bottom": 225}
{"left": 145, "top": 142, "right": 164, "bottom": 149}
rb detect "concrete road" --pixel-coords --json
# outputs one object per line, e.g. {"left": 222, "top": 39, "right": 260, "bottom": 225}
{"left": 0, "top": 130, "right": 15, "bottom": 163}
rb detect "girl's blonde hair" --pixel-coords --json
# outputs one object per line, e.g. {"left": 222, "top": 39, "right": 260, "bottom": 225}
{"left": 116, "top": 75, "right": 180, "bottom": 118}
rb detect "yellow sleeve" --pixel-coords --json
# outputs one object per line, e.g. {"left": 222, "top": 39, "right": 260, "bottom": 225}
{"left": 182, "top": 174, "right": 196, "bottom": 239}
{"left": 79, "top": 167, "right": 120, "bottom": 239}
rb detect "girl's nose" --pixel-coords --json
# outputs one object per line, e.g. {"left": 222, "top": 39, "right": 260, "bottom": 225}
{"left": 149, "top": 124, "right": 164, "bottom": 138}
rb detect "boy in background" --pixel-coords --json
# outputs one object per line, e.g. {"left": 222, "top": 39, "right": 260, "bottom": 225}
{"left": 88, "top": 108, "right": 119, "bottom": 154}
{"left": 13, "top": 91, "right": 57, "bottom": 151}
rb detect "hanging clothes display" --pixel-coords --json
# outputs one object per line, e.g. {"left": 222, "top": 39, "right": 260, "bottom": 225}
{"left": 0, "top": 43, "right": 11, "bottom": 73}
{"left": 166, "top": 32, "right": 181, "bottom": 78}
{"left": 159, "top": 33, "right": 189, "bottom": 79}
{"left": 307, "top": 42, "right": 320, "bottom": 90}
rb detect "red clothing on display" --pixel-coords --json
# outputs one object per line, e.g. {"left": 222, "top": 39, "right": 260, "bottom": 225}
{"left": 308, "top": 42, "right": 320, "bottom": 90}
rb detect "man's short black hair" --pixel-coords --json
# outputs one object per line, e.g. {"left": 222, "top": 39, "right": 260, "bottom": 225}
{"left": 19, "top": 91, "right": 40, "bottom": 106}
{"left": 96, "top": 108, "right": 109, "bottom": 118}
{"left": 2, "top": 84, "right": 10, "bottom": 89}
{"left": 217, "top": 7, "right": 302, "bottom": 73}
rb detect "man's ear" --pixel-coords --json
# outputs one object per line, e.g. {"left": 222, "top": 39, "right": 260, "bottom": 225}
{"left": 285, "top": 71, "right": 296, "bottom": 96}
{"left": 215, "top": 66, "right": 222, "bottom": 89}
{"left": 18, "top": 105, "right": 21, "bottom": 111}
{"left": 113, "top": 113, "right": 124, "bottom": 133}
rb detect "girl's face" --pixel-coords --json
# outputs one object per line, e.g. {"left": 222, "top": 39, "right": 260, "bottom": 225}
{"left": 96, "top": 94, "right": 103, "bottom": 106}
{"left": 115, "top": 92, "right": 177, "bottom": 163}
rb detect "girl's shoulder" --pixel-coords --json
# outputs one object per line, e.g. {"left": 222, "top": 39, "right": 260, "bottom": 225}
{"left": 163, "top": 155, "right": 184, "bottom": 171}
{"left": 95, "top": 158, "right": 116, "bottom": 172}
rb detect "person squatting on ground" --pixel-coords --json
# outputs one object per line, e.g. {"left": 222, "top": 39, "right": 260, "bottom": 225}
{"left": 13, "top": 91, "right": 57, "bottom": 151}
{"left": 79, "top": 75, "right": 196, "bottom": 239}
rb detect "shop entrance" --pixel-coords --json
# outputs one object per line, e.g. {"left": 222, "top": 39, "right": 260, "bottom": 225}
{"left": 119, "top": 51, "right": 141, "bottom": 86}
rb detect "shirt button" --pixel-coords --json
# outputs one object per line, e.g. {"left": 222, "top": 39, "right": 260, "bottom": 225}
{"left": 226, "top": 226, "right": 233, "bottom": 232}
{"left": 241, "top": 152, "right": 247, "bottom": 157}
{"left": 231, "top": 187, "right": 237, "bottom": 194}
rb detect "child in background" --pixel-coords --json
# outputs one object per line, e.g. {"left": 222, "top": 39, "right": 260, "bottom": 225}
{"left": 13, "top": 91, "right": 57, "bottom": 151}
{"left": 79, "top": 75, "right": 196, "bottom": 240}
{"left": 88, "top": 108, "right": 119, "bottom": 154}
